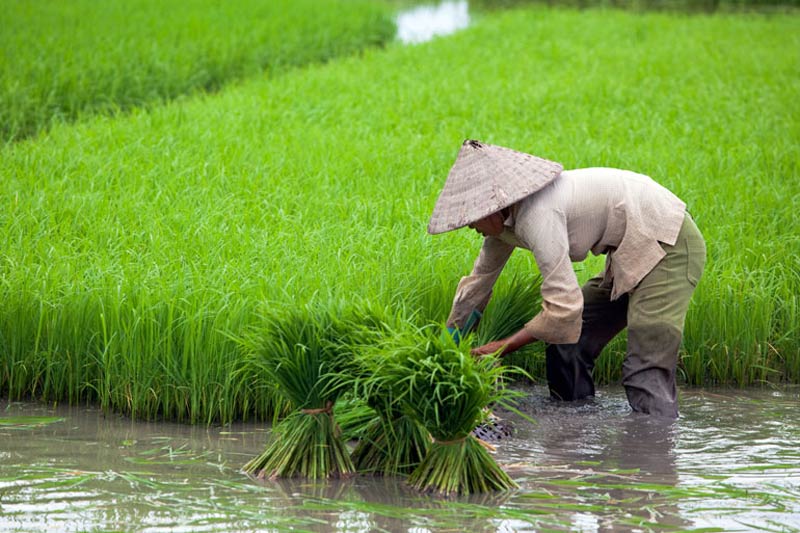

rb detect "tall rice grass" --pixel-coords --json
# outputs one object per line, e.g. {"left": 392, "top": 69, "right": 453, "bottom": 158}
{"left": 0, "top": 0, "right": 394, "bottom": 142}
{"left": 1, "top": 7, "right": 797, "bottom": 422}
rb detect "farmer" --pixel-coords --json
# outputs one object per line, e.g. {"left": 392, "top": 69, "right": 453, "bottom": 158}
{"left": 430, "top": 140, "right": 706, "bottom": 417}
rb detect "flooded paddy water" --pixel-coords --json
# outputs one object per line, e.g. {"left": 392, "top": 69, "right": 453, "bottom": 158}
{"left": 2, "top": 386, "right": 798, "bottom": 532}
{"left": 396, "top": 1, "right": 470, "bottom": 44}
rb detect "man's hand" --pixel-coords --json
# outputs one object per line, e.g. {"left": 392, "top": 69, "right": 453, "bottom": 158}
{"left": 471, "top": 339, "right": 511, "bottom": 357}
{"left": 470, "top": 328, "right": 537, "bottom": 357}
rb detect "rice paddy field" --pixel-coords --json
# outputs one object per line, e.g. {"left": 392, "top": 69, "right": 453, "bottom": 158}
{"left": 1, "top": 0, "right": 799, "bottom": 530}
{"left": 0, "top": 0, "right": 394, "bottom": 142}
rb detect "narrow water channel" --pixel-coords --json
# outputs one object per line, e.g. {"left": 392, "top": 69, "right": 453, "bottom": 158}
{"left": 2, "top": 386, "right": 798, "bottom": 532}
{"left": 396, "top": 1, "right": 471, "bottom": 44}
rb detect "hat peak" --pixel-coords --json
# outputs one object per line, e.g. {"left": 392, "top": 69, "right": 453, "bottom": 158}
{"left": 427, "top": 141, "right": 564, "bottom": 234}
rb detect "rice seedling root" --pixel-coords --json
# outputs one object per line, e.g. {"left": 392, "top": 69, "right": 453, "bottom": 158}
{"left": 243, "top": 406, "right": 355, "bottom": 480}
{"left": 408, "top": 436, "right": 518, "bottom": 496}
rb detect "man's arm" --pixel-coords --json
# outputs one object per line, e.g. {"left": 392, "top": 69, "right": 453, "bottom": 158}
{"left": 447, "top": 236, "right": 515, "bottom": 332}
{"left": 516, "top": 206, "right": 583, "bottom": 345}
{"left": 471, "top": 206, "right": 583, "bottom": 356}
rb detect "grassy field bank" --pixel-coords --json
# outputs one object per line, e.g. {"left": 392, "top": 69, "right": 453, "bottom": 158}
{"left": 1, "top": 7, "right": 798, "bottom": 423}
{"left": 0, "top": 0, "right": 394, "bottom": 142}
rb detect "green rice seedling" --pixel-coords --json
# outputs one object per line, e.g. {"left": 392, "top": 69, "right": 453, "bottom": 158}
{"left": 333, "top": 396, "right": 376, "bottom": 442}
{"left": 374, "top": 327, "right": 522, "bottom": 495}
{"left": 0, "top": 416, "right": 64, "bottom": 429}
{"left": 236, "top": 305, "right": 358, "bottom": 479}
{"left": 473, "top": 275, "right": 543, "bottom": 346}
{"left": 472, "top": 274, "right": 545, "bottom": 381}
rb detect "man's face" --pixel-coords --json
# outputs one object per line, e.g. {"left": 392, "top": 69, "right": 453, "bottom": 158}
{"left": 468, "top": 212, "right": 505, "bottom": 237}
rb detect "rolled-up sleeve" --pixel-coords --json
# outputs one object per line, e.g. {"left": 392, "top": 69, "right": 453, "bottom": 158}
{"left": 446, "top": 236, "right": 514, "bottom": 329}
{"left": 517, "top": 208, "right": 583, "bottom": 344}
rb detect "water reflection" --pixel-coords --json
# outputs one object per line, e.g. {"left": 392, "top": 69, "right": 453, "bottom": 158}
{"left": 506, "top": 394, "right": 688, "bottom": 532}
{"left": 2, "top": 387, "right": 799, "bottom": 531}
{"left": 396, "top": 1, "right": 470, "bottom": 44}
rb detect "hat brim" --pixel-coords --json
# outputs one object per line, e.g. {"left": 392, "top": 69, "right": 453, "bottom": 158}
{"left": 428, "top": 140, "right": 563, "bottom": 235}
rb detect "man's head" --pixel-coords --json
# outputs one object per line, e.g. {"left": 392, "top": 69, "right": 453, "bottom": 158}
{"left": 468, "top": 211, "right": 505, "bottom": 237}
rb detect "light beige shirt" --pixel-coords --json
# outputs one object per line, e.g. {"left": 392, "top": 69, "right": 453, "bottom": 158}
{"left": 446, "top": 168, "right": 687, "bottom": 344}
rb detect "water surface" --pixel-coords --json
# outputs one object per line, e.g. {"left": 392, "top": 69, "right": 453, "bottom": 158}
{"left": 1, "top": 386, "right": 798, "bottom": 532}
{"left": 396, "top": 1, "right": 470, "bottom": 44}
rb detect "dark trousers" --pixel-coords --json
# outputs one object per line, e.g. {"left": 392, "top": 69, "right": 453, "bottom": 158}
{"left": 546, "top": 214, "right": 706, "bottom": 417}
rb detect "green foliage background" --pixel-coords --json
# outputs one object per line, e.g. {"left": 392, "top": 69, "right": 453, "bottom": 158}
{"left": 1, "top": 3, "right": 798, "bottom": 422}
{"left": 0, "top": 0, "right": 394, "bottom": 141}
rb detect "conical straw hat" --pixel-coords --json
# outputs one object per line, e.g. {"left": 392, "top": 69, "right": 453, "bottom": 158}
{"left": 427, "top": 140, "right": 563, "bottom": 235}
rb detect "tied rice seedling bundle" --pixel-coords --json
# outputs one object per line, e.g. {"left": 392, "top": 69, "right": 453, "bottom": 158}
{"left": 238, "top": 306, "right": 358, "bottom": 480}
{"left": 378, "top": 328, "right": 522, "bottom": 496}
{"left": 350, "top": 407, "right": 430, "bottom": 475}
{"left": 335, "top": 306, "right": 431, "bottom": 475}
{"left": 348, "top": 363, "right": 430, "bottom": 476}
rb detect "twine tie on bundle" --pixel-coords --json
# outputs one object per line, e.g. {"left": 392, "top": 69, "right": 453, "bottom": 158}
{"left": 432, "top": 435, "right": 496, "bottom": 452}
{"left": 301, "top": 400, "right": 334, "bottom": 416}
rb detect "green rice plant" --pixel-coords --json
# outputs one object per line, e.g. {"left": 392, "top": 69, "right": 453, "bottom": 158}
{"left": 472, "top": 274, "right": 546, "bottom": 380}
{"left": 473, "top": 0, "right": 800, "bottom": 11}
{"left": 1, "top": 6, "right": 798, "bottom": 426}
{"left": 0, "top": 416, "right": 64, "bottom": 429}
{"left": 373, "top": 327, "right": 522, "bottom": 495}
{"left": 0, "top": 0, "right": 394, "bottom": 142}
{"left": 236, "top": 305, "right": 358, "bottom": 479}
{"left": 473, "top": 275, "right": 543, "bottom": 346}
{"left": 333, "top": 396, "right": 377, "bottom": 442}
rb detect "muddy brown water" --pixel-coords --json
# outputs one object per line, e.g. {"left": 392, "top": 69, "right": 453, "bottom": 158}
{"left": 1, "top": 386, "right": 798, "bottom": 532}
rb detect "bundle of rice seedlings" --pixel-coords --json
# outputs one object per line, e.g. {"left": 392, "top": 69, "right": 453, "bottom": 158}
{"left": 348, "top": 377, "right": 430, "bottom": 476}
{"left": 314, "top": 308, "right": 432, "bottom": 476}
{"left": 377, "top": 327, "right": 523, "bottom": 496}
{"left": 238, "top": 306, "right": 358, "bottom": 480}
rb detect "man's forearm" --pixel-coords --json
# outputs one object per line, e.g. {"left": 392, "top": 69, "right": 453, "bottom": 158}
{"left": 471, "top": 327, "right": 538, "bottom": 357}
{"left": 505, "top": 328, "right": 537, "bottom": 354}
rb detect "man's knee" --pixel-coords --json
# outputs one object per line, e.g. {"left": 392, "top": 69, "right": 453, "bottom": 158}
{"left": 546, "top": 343, "right": 595, "bottom": 401}
{"left": 623, "top": 323, "right": 681, "bottom": 417}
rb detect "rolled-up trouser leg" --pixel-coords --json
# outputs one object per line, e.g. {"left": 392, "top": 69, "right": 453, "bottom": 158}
{"left": 546, "top": 275, "right": 628, "bottom": 401}
{"left": 623, "top": 214, "right": 706, "bottom": 417}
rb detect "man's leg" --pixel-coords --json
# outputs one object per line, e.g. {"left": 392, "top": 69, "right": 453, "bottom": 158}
{"left": 546, "top": 274, "right": 628, "bottom": 401}
{"left": 624, "top": 214, "right": 706, "bottom": 417}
